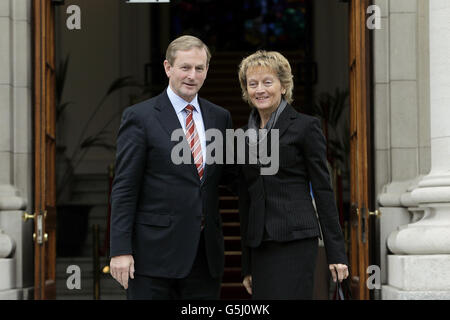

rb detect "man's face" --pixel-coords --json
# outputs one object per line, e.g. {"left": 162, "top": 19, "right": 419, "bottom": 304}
{"left": 164, "top": 47, "right": 209, "bottom": 102}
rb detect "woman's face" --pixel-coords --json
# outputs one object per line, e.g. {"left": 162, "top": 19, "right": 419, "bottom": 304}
{"left": 246, "top": 66, "right": 285, "bottom": 113}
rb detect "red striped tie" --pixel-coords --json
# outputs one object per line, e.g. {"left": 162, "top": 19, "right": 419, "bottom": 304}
{"left": 185, "top": 105, "right": 204, "bottom": 180}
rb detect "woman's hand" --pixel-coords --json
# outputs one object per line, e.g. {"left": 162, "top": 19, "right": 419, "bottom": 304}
{"left": 329, "top": 264, "right": 349, "bottom": 283}
{"left": 243, "top": 275, "right": 252, "bottom": 295}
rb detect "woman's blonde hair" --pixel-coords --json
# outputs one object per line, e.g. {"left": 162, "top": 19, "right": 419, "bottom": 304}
{"left": 166, "top": 35, "right": 211, "bottom": 66}
{"left": 238, "top": 50, "right": 294, "bottom": 105}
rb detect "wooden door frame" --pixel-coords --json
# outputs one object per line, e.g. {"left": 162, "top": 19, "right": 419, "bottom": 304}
{"left": 33, "top": 0, "right": 57, "bottom": 300}
{"left": 348, "top": 0, "right": 374, "bottom": 300}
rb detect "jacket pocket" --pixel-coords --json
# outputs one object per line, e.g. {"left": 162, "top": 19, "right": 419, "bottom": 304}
{"left": 135, "top": 212, "right": 171, "bottom": 227}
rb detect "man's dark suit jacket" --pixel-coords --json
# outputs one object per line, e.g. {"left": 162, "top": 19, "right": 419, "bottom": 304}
{"left": 110, "top": 90, "right": 232, "bottom": 279}
{"left": 239, "top": 104, "right": 348, "bottom": 276}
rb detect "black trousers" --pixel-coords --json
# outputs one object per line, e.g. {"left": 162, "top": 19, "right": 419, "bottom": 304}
{"left": 251, "top": 237, "right": 318, "bottom": 300}
{"left": 127, "top": 231, "right": 221, "bottom": 300}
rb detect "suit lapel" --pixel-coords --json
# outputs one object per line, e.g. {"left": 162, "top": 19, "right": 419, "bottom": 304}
{"left": 272, "top": 103, "right": 297, "bottom": 138}
{"left": 155, "top": 91, "right": 200, "bottom": 182}
{"left": 155, "top": 91, "right": 183, "bottom": 140}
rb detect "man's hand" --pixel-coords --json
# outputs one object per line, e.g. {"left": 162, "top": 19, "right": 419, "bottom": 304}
{"left": 243, "top": 275, "right": 252, "bottom": 295}
{"left": 329, "top": 264, "right": 349, "bottom": 283}
{"left": 110, "top": 255, "right": 135, "bottom": 289}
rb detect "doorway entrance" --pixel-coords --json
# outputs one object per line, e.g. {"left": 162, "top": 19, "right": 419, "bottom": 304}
{"left": 33, "top": 0, "right": 374, "bottom": 300}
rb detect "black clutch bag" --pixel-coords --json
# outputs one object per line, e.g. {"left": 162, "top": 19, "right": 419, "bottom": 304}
{"left": 332, "top": 278, "right": 352, "bottom": 300}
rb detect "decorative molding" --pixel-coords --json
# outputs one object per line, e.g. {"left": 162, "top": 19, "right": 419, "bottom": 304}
{"left": 0, "top": 229, "right": 15, "bottom": 258}
{"left": 0, "top": 185, "right": 26, "bottom": 211}
{"left": 377, "top": 176, "right": 424, "bottom": 207}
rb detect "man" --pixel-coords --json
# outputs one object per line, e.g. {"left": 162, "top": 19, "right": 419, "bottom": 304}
{"left": 109, "top": 35, "right": 233, "bottom": 299}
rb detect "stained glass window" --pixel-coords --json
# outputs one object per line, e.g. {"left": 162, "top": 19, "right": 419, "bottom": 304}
{"left": 170, "top": 0, "right": 311, "bottom": 51}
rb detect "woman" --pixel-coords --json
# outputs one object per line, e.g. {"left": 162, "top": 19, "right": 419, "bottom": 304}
{"left": 237, "top": 50, "right": 349, "bottom": 299}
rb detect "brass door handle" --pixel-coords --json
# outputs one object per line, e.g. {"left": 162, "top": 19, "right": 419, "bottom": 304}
{"left": 23, "top": 212, "right": 35, "bottom": 222}
{"left": 369, "top": 210, "right": 381, "bottom": 217}
{"left": 33, "top": 233, "right": 48, "bottom": 242}
{"left": 23, "top": 211, "right": 47, "bottom": 222}
{"left": 102, "top": 266, "right": 110, "bottom": 274}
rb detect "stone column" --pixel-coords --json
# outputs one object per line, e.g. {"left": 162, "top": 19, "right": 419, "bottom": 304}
{"left": 0, "top": 0, "right": 34, "bottom": 299}
{"left": 375, "top": 0, "right": 431, "bottom": 291}
{"left": 383, "top": 0, "right": 450, "bottom": 299}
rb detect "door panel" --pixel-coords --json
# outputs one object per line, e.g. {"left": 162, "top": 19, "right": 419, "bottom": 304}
{"left": 348, "top": 0, "right": 373, "bottom": 300}
{"left": 33, "top": 0, "right": 57, "bottom": 300}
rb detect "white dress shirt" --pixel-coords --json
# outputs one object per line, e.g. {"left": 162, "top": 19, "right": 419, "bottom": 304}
{"left": 166, "top": 86, "right": 206, "bottom": 168}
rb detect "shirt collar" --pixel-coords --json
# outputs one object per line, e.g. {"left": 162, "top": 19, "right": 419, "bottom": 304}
{"left": 166, "top": 85, "right": 201, "bottom": 115}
